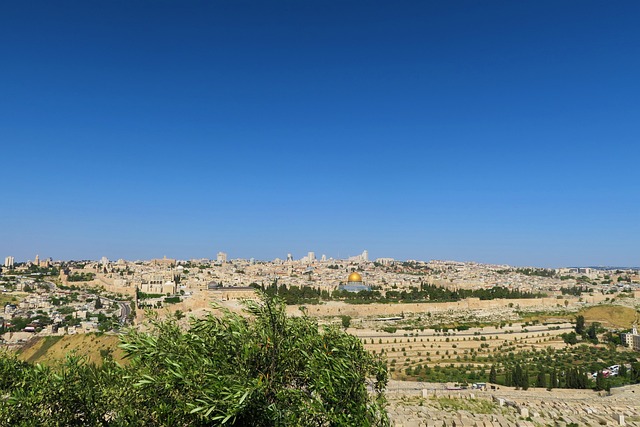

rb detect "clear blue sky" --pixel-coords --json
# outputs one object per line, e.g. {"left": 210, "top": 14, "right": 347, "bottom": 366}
{"left": 1, "top": 1, "right": 639, "bottom": 267}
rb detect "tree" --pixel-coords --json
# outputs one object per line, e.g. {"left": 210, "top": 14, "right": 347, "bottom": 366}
{"left": 549, "top": 369, "right": 557, "bottom": 390}
{"left": 513, "top": 364, "right": 524, "bottom": 389}
{"left": 619, "top": 364, "right": 628, "bottom": 380}
{"left": 536, "top": 371, "right": 546, "bottom": 389}
{"left": 631, "top": 362, "right": 640, "bottom": 384}
{"left": 118, "top": 294, "right": 389, "bottom": 426}
{"left": 0, "top": 294, "right": 389, "bottom": 426}
{"left": 340, "top": 315, "right": 352, "bottom": 329}
{"left": 504, "top": 370, "right": 513, "bottom": 387}
{"left": 521, "top": 368, "right": 529, "bottom": 390}
{"left": 575, "top": 315, "right": 585, "bottom": 335}
{"left": 586, "top": 323, "right": 598, "bottom": 342}
{"left": 561, "top": 331, "right": 578, "bottom": 345}
{"left": 94, "top": 297, "right": 103, "bottom": 309}
{"left": 595, "top": 371, "right": 605, "bottom": 391}
{"left": 489, "top": 365, "right": 497, "bottom": 384}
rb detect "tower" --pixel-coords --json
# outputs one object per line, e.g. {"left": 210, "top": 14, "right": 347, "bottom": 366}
{"left": 4, "top": 256, "right": 14, "bottom": 268}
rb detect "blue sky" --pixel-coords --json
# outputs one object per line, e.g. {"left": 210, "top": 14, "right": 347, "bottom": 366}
{"left": 1, "top": 1, "right": 639, "bottom": 267}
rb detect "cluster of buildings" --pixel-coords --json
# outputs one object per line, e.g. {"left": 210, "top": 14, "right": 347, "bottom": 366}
{"left": 4, "top": 254, "right": 52, "bottom": 269}
{"left": 1, "top": 283, "right": 124, "bottom": 343}
{"left": 621, "top": 325, "right": 640, "bottom": 351}
{"left": 3, "top": 252, "right": 640, "bottom": 305}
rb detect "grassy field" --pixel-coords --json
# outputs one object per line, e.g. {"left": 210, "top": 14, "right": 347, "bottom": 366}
{"left": 519, "top": 304, "right": 639, "bottom": 329}
{"left": 580, "top": 305, "right": 639, "bottom": 328}
{"left": 0, "top": 293, "right": 23, "bottom": 306}
{"left": 18, "top": 333, "right": 126, "bottom": 366}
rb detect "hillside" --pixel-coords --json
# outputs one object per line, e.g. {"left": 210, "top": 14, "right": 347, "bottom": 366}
{"left": 580, "top": 305, "right": 639, "bottom": 328}
{"left": 17, "top": 333, "right": 126, "bottom": 365}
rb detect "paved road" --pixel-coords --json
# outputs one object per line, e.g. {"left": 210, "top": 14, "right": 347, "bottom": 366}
{"left": 99, "top": 297, "right": 131, "bottom": 324}
{"left": 118, "top": 301, "right": 131, "bottom": 324}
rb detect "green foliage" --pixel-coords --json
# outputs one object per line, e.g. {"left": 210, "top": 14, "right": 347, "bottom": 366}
{"left": 0, "top": 294, "right": 388, "bottom": 426}
{"left": 136, "top": 291, "right": 164, "bottom": 300}
{"left": 513, "top": 268, "right": 556, "bottom": 278}
{"left": 489, "top": 365, "right": 497, "bottom": 384}
{"left": 67, "top": 272, "right": 96, "bottom": 282}
{"left": 7, "top": 316, "right": 29, "bottom": 331}
{"left": 549, "top": 369, "right": 557, "bottom": 389}
{"left": 560, "top": 286, "right": 592, "bottom": 296}
{"left": 561, "top": 331, "right": 578, "bottom": 345}
{"left": 119, "top": 296, "right": 388, "bottom": 425}
{"left": 20, "top": 264, "right": 59, "bottom": 277}
{"left": 340, "top": 315, "right": 352, "bottom": 329}
{"left": 631, "top": 362, "right": 640, "bottom": 383}
{"left": 536, "top": 371, "right": 546, "bottom": 389}
{"left": 575, "top": 315, "right": 585, "bottom": 335}
{"left": 586, "top": 322, "right": 599, "bottom": 342}
{"left": 262, "top": 280, "right": 545, "bottom": 305}
{"left": 594, "top": 371, "right": 606, "bottom": 391}
{"left": 0, "top": 352, "right": 128, "bottom": 426}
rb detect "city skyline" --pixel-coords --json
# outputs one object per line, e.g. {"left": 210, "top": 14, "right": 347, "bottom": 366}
{"left": 3, "top": 250, "right": 639, "bottom": 270}
{"left": 1, "top": 1, "right": 639, "bottom": 267}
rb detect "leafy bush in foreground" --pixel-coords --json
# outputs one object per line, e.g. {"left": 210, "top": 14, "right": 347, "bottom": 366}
{"left": 0, "top": 295, "right": 388, "bottom": 426}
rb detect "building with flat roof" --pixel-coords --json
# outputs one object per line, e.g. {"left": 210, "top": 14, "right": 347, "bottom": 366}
{"left": 4, "top": 256, "right": 14, "bottom": 268}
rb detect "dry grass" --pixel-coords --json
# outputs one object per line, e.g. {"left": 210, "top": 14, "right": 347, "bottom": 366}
{"left": 0, "top": 293, "right": 24, "bottom": 306}
{"left": 580, "top": 305, "right": 639, "bottom": 328}
{"left": 18, "top": 333, "right": 126, "bottom": 366}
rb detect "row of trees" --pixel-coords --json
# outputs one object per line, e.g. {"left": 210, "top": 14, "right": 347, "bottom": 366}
{"left": 560, "top": 286, "right": 593, "bottom": 296}
{"left": 0, "top": 295, "right": 389, "bottom": 426}
{"left": 255, "top": 282, "right": 545, "bottom": 305}
{"left": 487, "top": 361, "right": 640, "bottom": 391}
{"left": 491, "top": 364, "right": 593, "bottom": 390}
{"left": 574, "top": 315, "right": 602, "bottom": 343}
{"left": 67, "top": 272, "right": 96, "bottom": 282}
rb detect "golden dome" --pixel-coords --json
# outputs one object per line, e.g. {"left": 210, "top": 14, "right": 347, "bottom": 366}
{"left": 347, "top": 272, "right": 363, "bottom": 282}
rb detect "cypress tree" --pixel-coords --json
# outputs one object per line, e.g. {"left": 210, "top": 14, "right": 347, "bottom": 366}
{"left": 549, "top": 369, "right": 557, "bottom": 390}
{"left": 595, "top": 371, "right": 605, "bottom": 391}
{"left": 489, "top": 365, "right": 497, "bottom": 384}
{"left": 521, "top": 369, "right": 529, "bottom": 390}
{"left": 505, "top": 370, "right": 513, "bottom": 387}
{"left": 619, "top": 364, "right": 628, "bottom": 380}
{"left": 536, "top": 371, "right": 546, "bottom": 389}
{"left": 575, "top": 315, "right": 585, "bottom": 335}
{"left": 514, "top": 364, "right": 523, "bottom": 389}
